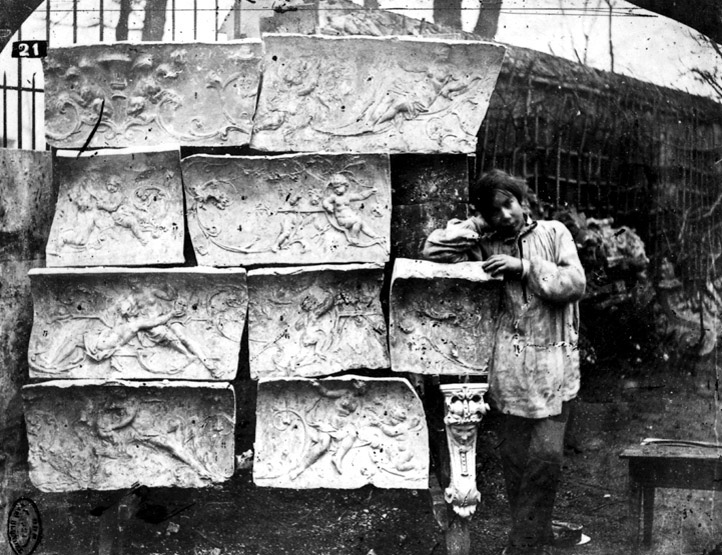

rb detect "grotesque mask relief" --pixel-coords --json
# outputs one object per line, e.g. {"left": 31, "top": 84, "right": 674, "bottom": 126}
{"left": 28, "top": 268, "right": 247, "bottom": 380}
{"left": 43, "top": 42, "right": 261, "bottom": 148}
{"left": 46, "top": 147, "right": 184, "bottom": 267}
{"left": 253, "top": 376, "right": 428, "bottom": 489}
{"left": 247, "top": 264, "right": 389, "bottom": 379}
{"left": 182, "top": 153, "right": 391, "bottom": 266}
{"left": 251, "top": 35, "right": 505, "bottom": 154}
{"left": 23, "top": 380, "right": 235, "bottom": 491}
{"left": 389, "top": 259, "right": 502, "bottom": 375}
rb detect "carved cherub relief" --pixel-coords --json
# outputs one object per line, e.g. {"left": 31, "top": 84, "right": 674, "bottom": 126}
{"left": 254, "top": 378, "right": 428, "bottom": 489}
{"left": 28, "top": 269, "right": 247, "bottom": 380}
{"left": 247, "top": 265, "right": 389, "bottom": 379}
{"left": 24, "top": 383, "right": 235, "bottom": 491}
{"left": 44, "top": 42, "right": 261, "bottom": 148}
{"left": 46, "top": 149, "right": 184, "bottom": 267}
{"left": 182, "top": 153, "right": 391, "bottom": 266}
{"left": 251, "top": 35, "right": 505, "bottom": 153}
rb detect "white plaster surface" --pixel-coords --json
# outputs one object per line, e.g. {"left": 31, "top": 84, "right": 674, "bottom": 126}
{"left": 389, "top": 258, "right": 502, "bottom": 375}
{"left": 23, "top": 379, "right": 235, "bottom": 491}
{"left": 253, "top": 376, "right": 429, "bottom": 489}
{"left": 247, "top": 264, "right": 389, "bottom": 379}
{"left": 28, "top": 268, "right": 247, "bottom": 380}
{"left": 182, "top": 153, "right": 391, "bottom": 266}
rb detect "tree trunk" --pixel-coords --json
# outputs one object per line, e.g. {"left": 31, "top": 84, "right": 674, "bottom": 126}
{"left": 433, "top": 0, "right": 462, "bottom": 30}
{"left": 142, "top": 0, "right": 169, "bottom": 41}
{"left": 116, "top": 0, "right": 132, "bottom": 41}
{"left": 473, "top": 0, "right": 502, "bottom": 39}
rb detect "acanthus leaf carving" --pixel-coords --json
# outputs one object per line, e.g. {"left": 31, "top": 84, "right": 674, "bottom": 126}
{"left": 253, "top": 377, "right": 429, "bottom": 489}
{"left": 44, "top": 42, "right": 261, "bottom": 148}
{"left": 248, "top": 264, "right": 389, "bottom": 379}
{"left": 28, "top": 268, "right": 247, "bottom": 381}
{"left": 441, "top": 383, "right": 489, "bottom": 519}
{"left": 182, "top": 153, "right": 391, "bottom": 266}
{"left": 23, "top": 380, "right": 235, "bottom": 491}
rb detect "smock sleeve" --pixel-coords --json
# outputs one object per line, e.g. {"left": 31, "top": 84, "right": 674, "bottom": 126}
{"left": 421, "top": 218, "right": 482, "bottom": 263}
{"left": 526, "top": 222, "right": 586, "bottom": 303}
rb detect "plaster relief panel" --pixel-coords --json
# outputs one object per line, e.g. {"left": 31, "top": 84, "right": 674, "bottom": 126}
{"left": 389, "top": 259, "right": 502, "bottom": 375}
{"left": 248, "top": 264, "right": 388, "bottom": 379}
{"left": 253, "top": 376, "right": 428, "bottom": 489}
{"left": 182, "top": 153, "right": 390, "bottom": 266}
{"left": 251, "top": 34, "right": 505, "bottom": 154}
{"left": 46, "top": 147, "right": 184, "bottom": 267}
{"left": 43, "top": 41, "right": 261, "bottom": 148}
{"left": 23, "top": 380, "right": 235, "bottom": 491}
{"left": 28, "top": 268, "right": 247, "bottom": 380}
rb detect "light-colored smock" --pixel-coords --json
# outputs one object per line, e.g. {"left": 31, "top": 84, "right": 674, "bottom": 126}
{"left": 422, "top": 216, "right": 586, "bottom": 419}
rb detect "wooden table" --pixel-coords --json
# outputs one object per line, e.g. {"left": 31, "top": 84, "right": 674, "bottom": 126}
{"left": 620, "top": 442, "right": 722, "bottom": 550}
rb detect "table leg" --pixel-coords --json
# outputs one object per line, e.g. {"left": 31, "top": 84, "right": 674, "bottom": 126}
{"left": 642, "top": 486, "right": 655, "bottom": 546}
{"left": 629, "top": 476, "right": 642, "bottom": 553}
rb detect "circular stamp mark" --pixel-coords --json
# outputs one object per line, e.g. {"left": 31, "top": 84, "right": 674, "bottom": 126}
{"left": 7, "top": 498, "right": 42, "bottom": 555}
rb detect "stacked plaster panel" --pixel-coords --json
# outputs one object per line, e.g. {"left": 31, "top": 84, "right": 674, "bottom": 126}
{"left": 43, "top": 41, "right": 262, "bottom": 149}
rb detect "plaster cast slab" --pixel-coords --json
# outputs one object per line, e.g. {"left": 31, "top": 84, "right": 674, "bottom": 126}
{"left": 28, "top": 268, "right": 247, "bottom": 380}
{"left": 251, "top": 34, "right": 505, "bottom": 154}
{"left": 389, "top": 258, "right": 502, "bottom": 375}
{"left": 248, "top": 264, "right": 388, "bottom": 379}
{"left": 23, "top": 380, "right": 235, "bottom": 491}
{"left": 253, "top": 376, "right": 428, "bottom": 489}
{"left": 43, "top": 41, "right": 261, "bottom": 148}
{"left": 182, "top": 153, "right": 390, "bottom": 266}
{"left": 46, "top": 147, "right": 184, "bottom": 267}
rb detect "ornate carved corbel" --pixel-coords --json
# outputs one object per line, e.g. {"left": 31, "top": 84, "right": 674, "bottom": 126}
{"left": 440, "top": 383, "right": 489, "bottom": 518}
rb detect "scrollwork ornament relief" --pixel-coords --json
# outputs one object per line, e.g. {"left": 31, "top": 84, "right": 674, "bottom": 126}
{"left": 441, "top": 383, "right": 490, "bottom": 518}
{"left": 181, "top": 153, "right": 391, "bottom": 266}
{"left": 28, "top": 268, "right": 247, "bottom": 380}
{"left": 23, "top": 380, "right": 235, "bottom": 491}
{"left": 389, "top": 259, "right": 502, "bottom": 375}
{"left": 46, "top": 148, "right": 184, "bottom": 267}
{"left": 253, "top": 377, "right": 429, "bottom": 489}
{"left": 251, "top": 35, "right": 505, "bottom": 154}
{"left": 43, "top": 42, "right": 261, "bottom": 148}
{"left": 247, "top": 264, "right": 389, "bottom": 379}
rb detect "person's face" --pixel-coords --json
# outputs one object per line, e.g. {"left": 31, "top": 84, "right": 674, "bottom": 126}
{"left": 487, "top": 190, "right": 525, "bottom": 237}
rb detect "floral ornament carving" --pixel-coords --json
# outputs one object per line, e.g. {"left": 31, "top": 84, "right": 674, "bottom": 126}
{"left": 43, "top": 42, "right": 261, "bottom": 148}
{"left": 251, "top": 35, "right": 505, "bottom": 153}
{"left": 23, "top": 381, "right": 235, "bottom": 491}
{"left": 182, "top": 153, "right": 391, "bottom": 266}
{"left": 28, "top": 268, "right": 247, "bottom": 380}
{"left": 441, "top": 383, "right": 489, "bottom": 518}
{"left": 46, "top": 148, "right": 184, "bottom": 267}
{"left": 253, "top": 377, "right": 429, "bottom": 489}
{"left": 389, "top": 259, "right": 502, "bottom": 375}
{"left": 247, "top": 264, "right": 389, "bottom": 379}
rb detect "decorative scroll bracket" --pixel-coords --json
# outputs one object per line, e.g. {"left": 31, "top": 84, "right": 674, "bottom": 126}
{"left": 440, "top": 382, "right": 489, "bottom": 519}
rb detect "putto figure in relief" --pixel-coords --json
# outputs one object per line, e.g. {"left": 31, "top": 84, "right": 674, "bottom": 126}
{"left": 321, "top": 173, "right": 383, "bottom": 247}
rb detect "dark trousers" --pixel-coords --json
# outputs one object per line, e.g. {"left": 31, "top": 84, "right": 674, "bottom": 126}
{"left": 500, "top": 402, "right": 569, "bottom": 548}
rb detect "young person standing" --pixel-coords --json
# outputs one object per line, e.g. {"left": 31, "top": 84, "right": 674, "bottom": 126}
{"left": 423, "top": 169, "right": 586, "bottom": 555}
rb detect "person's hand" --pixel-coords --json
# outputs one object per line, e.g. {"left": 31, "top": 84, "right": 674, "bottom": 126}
{"left": 482, "top": 254, "right": 523, "bottom": 278}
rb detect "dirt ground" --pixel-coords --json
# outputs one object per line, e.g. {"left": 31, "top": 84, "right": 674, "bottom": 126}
{"left": 3, "top": 348, "right": 722, "bottom": 555}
